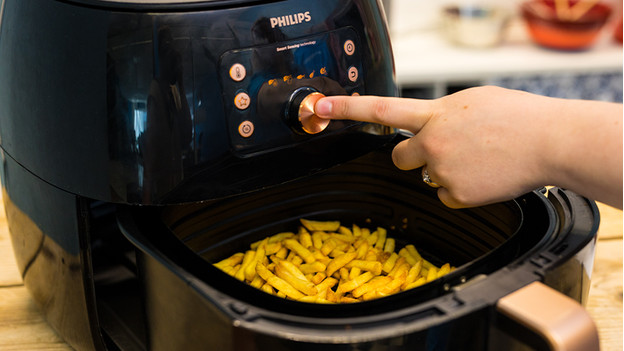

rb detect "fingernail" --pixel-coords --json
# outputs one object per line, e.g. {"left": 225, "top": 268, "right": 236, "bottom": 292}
{"left": 314, "top": 99, "right": 332, "bottom": 117}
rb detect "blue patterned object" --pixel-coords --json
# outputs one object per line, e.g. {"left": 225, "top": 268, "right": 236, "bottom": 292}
{"left": 488, "top": 71, "right": 623, "bottom": 102}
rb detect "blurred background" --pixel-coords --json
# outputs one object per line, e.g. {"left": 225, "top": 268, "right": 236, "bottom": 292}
{"left": 382, "top": 0, "right": 623, "bottom": 102}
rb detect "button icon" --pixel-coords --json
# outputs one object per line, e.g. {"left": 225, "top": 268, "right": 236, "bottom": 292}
{"left": 229, "top": 63, "right": 246, "bottom": 82}
{"left": 344, "top": 40, "right": 355, "bottom": 56}
{"left": 348, "top": 66, "right": 359, "bottom": 82}
{"left": 234, "top": 92, "right": 251, "bottom": 110}
{"left": 238, "top": 120, "right": 254, "bottom": 138}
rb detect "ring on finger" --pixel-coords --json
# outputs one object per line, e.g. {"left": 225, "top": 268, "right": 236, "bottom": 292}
{"left": 422, "top": 168, "right": 441, "bottom": 188}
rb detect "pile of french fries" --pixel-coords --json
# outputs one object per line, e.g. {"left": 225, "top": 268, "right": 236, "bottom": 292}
{"left": 214, "top": 218, "right": 453, "bottom": 303}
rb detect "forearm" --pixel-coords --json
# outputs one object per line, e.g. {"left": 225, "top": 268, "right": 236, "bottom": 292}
{"left": 542, "top": 98, "right": 623, "bottom": 208}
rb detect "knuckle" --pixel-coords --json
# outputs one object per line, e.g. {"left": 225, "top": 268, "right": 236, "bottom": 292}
{"left": 372, "top": 100, "right": 390, "bottom": 123}
{"left": 335, "top": 99, "right": 350, "bottom": 118}
{"left": 419, "top": 135, "right": 439, "bottom": 159}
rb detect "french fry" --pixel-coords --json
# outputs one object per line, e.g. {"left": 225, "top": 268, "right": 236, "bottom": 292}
{"left": 257, "top": 262, "right": 306, "bottom": 299}
{"left": 383, "top": 237, "right": 395, "bottom": 253}
{"left": 349, "top": 267, "right": 361, "bottom": 280}
{"left": 299, "top": 261, "right": 327, "bottom": 274}
{"left": 338, "top": 226, "right": 353, "bottom": 236}
{"left": 279, "top": 259, "right": 309, "bottom": 281}
{"left": 299, "top": 295, "right": 319, "bottom": 303}
{"left": 320, "top": 238, "right": 338, "bottom": 256}
{"left": 405, "top": 244, "right": 422, "bottom": 261}
{"left": 355, "top": 241, "right": 369, "bottom": 259}
{"left": 352, "top": 276, "right": 392, "bottom": 298}
{"left": 251, "top": 232, "right": 294, "bottom": 249}
{"left": 364, "top": 249, "right": 379, "bottom": 262}
{"left": 404, "top": 277, "right": 427, "bottom": 290}
{"left": 250, "top": 275, "right": 265, "bottom": 289}
{"left": 299, "top": 231, "right": 313, "bottom": 248}
{"left": 339, "top": 267, "right": 350, "bottom": 281}
{"left": 275, "top": 262, "right": 318, "bottom": 296}
{"left": 366, "top": 232, "right": 378, "bottom": 246}
{"left": 245, "top": 238, "right": 268, "bottom": 281}
{"left": 331, "top": 233, "right": 355, "bottom": 243}
{"left": 352, "top": 223, "right": 362, "bottom": 237}
{"left": 438, "top": 263, "right": 451, "bottom": 278}
{"left": 235, "top": 250, "right": 256, "bottom": 281}
{"left": 326, "top": 287, "right": 339, "bottom": 302}
{"left": 290, "top": 255, "right": 303, "bottom": 266}
{"left": 300, "top": 218, "right": 341, "bottom": 232}
{"left": 214, "top": 252, "right": 244, "bottom": 269}
{"left": 398, "top": 248, "right": 418, "bottom": 266}
{"left": 314, "top": 277, "right": 338, "bottom": 296}
{"left": 221, "top": 265, "right": 237, "bottom": 276}
{"left": 362, "top": 290, "right": 380, "bottom": 301}
{"left": 329, "top": 249, "right": 346, "bottom": 258}
{"left": 311, "top": 272, "right": 326, "bottom": 285}
{"left": 346, "top": 260, "right": 382, "bottom": 275}
{"left": 255, "top": 262, "right": 274, "bottom": 281}
{"left": 360, "top": 227, "right": 370, "bottom": 239}
{"left": 336, "top": 271, "right": 374, "bottom": 294}
{"left": 261, "top": 283, "right": 274, "bottom": 295}
{"left": 326, "top": 251, "right": 357, "bottom": 277}
{"left": 214, "top": 219, "right": 454, "bottom": 304}
{"left": 311, "top": 231, "right": 324, "bottom": 249}
{"left": 275, "top": 246, "right": 288, "bottom": 259}
{"left": 426, "top": 266, "right": 438, "bottom": 282}
{"left": 377, "top": 268, "right": 408, "bottom": 296}
{"left": 402, "top": 260, "right": 422, "bottom": 289}
{"left": 284, "top": 239, "right": 315, "bottom": 264}
{"left": 268, "top": 275, "right": 305, "bottom": 299}
{"left": 374, "top": 227, "right": 387, "bottom": 249}
{"left": 387, "top": 256, "right": 407, "bottom": 278}
{"left": 265, "top": 242, "right": 282, "bottom": 256}
{"left": 312, "top": 250, "right": 331, "bottom": 265}
{"left": 340, "top": 296, "right": 359, "bottom": 303}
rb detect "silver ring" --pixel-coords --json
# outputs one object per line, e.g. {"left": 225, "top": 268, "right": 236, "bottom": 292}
{"left": 422, "top": 168, "right": 441, "bottom": 188}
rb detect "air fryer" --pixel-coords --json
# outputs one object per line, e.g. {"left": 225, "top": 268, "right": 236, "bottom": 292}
{"left": 0, "top": 0, "right": 600, "bottom": 351}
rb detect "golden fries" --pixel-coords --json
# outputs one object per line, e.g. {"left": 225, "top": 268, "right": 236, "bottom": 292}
{"left": 213, "top": 219, "right": 454, "bottom": 303}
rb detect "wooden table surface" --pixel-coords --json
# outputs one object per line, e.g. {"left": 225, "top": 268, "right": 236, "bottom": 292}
{"left": 0, "top": 198, "right": 621, "bottom": 350}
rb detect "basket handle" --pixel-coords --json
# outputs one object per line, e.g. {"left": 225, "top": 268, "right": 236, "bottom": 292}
{"left": 496, "top": 281, "right": 599, "bottom": 351}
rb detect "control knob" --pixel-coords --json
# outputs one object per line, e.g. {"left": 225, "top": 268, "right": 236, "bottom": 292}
{"left": 286, "top": 87, "right": 329, "bottom": 135}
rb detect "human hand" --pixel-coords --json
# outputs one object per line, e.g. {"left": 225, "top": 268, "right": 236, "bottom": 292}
{"left": 314, "top": 86, "right": 622, "bottom": 208}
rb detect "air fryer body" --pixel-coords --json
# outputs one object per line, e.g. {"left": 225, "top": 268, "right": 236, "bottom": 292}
{"left": 0, "top": 0, "right": 396, "bottom": 350}
{"left": 0, "top": 1, "right": 600, "bottom": 351}
{"left": 0, "top": 0, "right": 396, "bottom": 205}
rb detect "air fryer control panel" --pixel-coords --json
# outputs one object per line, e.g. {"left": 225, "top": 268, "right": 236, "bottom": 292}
{"left": 219, "top": 27, "right": 364, "bottom": 156}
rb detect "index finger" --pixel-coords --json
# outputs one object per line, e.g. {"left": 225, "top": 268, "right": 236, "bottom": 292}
{"left": 314, "top": 95, "right": 436, "bottom": 132}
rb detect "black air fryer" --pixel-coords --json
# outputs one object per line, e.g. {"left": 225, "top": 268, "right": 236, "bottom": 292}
{"left": 0, "top": 1, "right": 600, "bottom": 351}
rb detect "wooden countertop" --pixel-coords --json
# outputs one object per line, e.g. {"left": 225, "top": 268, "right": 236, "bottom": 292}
{"left": 0, "top": 198, "right": 621, "bottom": 350}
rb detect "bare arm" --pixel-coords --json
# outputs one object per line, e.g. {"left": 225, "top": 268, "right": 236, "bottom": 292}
{"left": 314, "top": 86, "right": 623, "bottom": 209}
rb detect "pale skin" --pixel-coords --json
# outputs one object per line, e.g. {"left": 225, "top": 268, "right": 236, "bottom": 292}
{"left": 314, "top": 86, "right": 623, "bottom": 209}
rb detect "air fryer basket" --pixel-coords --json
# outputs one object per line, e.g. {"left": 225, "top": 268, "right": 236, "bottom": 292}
{"left": 154, "top": 151, "right": 545, "bottom": 311}
{"left": 115, "top": 138, "right": 602, "bottom": 350}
